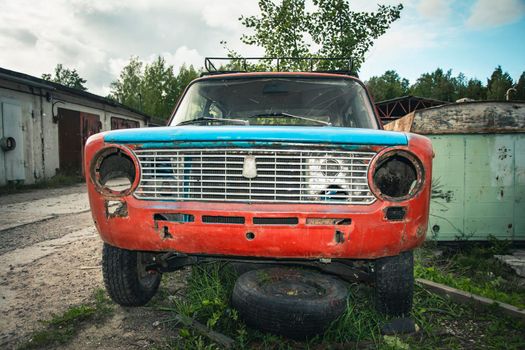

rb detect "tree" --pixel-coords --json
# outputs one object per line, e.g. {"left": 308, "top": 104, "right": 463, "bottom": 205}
{"left": 109, "top": 57, "right": 144, "bottom": 111}
{"left": 410, "top": 68, "right": 460, "bottom": 102}
{"left": 366, "top": 70, "right": 409, "bottom": 102}
{"left": 486, "top": 66, "right": 513, "bottom": 100}
{"left": 515, "top": 71, "right": 525, "bottom": 100}
{"left": 309, "top": 0, "right": 403, "bottom": 70}
{"left": 238, "top": 0, "right": 403, "bottom": 71}
{"left": 457, "top": 78, "right": 487, "bottom": 100}
{"left": 141, "top": 57, "right": 178, "bottom": 118}
{"left": 109, "top": 56, "right": 200, "bottom": 119}
{"left": 42, "top": 64, "right": 87, "bottom": 90}
{"left": 173, "top": 64, "right": 200, "bottom": 105}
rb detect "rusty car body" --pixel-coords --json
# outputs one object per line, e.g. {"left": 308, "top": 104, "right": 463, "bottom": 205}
{"left": 85, "top": 60, "right": 433, "bottom": 315}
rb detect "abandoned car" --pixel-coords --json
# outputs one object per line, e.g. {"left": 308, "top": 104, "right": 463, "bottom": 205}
{"left": 85, "top": 58, "right": 433, "bottom": 320}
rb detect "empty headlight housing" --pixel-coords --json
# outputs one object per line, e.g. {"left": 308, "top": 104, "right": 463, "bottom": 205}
{"left": 90, "top": 147, "right": 138, "bottom": 196}
{"left": 371, "top": 150, "right": 423, "bottom": 201}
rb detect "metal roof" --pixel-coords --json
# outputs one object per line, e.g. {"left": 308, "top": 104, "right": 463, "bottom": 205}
{"left": 0, "top": 66, "right": 152, "bottom": 121}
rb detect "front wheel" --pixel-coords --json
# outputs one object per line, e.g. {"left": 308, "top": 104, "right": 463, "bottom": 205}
{"left": 102, "top": 243, "right": 162, "bottom": 306}
{"left": 373, "top": 251, "right": 414, "bottom": 316}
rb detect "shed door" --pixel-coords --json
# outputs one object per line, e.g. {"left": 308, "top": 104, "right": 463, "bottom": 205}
{"left": 1, "top": 102, "right": 25, "bottom": 181}
{"left": 58, "top": 109, "right": 100, "bottom": 176}
{"left": 80, "top": 112, "right": 101, "bottom": 175}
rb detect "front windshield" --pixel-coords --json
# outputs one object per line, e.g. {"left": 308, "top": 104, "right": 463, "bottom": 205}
{"left": 170, "top": 77, "right": 378, "bottom": 128}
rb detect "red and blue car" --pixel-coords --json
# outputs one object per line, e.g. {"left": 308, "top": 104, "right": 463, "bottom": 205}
{"left": 85, "top": 61, "right": 432, "bottom": 316}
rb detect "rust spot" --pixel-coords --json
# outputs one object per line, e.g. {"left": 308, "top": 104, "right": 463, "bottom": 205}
{"left": 306, "top": 218, "right": 351, "bottom": 225}
{"left": 334, "top": 230, "right": 345, "bottom": 244}
{"left": 162, "top": 226, "right": 173, "bottom": 239}
{"left": 106, "top": 200, "right": 127, "bottom": 218}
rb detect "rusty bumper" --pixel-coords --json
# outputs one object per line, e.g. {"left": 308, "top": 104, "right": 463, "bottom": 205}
{"left": 89, "top": 195, "right": 428, "bottom": 260}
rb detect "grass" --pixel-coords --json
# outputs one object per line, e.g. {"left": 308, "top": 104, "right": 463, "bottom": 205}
{"left": 17, "top": 289, "right": 113, "bottom": 349}
{"left": 157, "top": 245, "right": 525, "bottom": 349}
{"left": 415, "top": 240, "right": 525, "bottom": 309}
{"left": 0, "top": 173, "right": 82, "bottom": 196}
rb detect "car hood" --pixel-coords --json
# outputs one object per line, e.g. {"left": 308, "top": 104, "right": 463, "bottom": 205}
{"left": 103, "top": 125, "right": 407, "bottom": 146}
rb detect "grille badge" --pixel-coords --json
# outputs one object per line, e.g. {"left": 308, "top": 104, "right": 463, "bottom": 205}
{"left": 242, "top": 155, "right": 257, "bottom": 179}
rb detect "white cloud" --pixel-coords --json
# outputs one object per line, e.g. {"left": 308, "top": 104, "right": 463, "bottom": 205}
{"left": 158, "top": 47, "right": 204, "bottom": 72}
{"left": 467, "top": 0, "right": 525, "bottom": 29}
{"left": 108, "top": 57, "right": 130, "bottom": 78}
{"left": 417, "top": 0, "right": 453, "bottom": 20}
{"left": 202, "top": 1, "right": 259, "bottom": 32}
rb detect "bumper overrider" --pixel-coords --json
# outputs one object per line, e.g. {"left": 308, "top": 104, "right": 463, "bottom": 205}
{"left": 85, "top": 132, "right": 433, "bottom": 260}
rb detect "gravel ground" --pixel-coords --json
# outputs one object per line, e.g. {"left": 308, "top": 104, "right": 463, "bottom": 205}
{"left": 0, "top": 186, "right": 185, "bottom": 349}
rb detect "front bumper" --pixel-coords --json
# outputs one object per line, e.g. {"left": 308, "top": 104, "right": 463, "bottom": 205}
{"left": 89, "top": 195, "right": 428, "bottom": 259}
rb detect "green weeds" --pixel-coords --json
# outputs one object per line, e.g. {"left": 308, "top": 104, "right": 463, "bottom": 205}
{"left": 18, "top": 289, "right": 113, "bottom": 349}
{"left": 159, "top": 249, "right": 525, "bottom": 349}
{"left": 415, "top": 241, "right": 525, "bottom": 309}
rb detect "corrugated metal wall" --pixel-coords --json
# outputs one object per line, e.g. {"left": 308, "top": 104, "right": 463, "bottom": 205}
{"left": 428, "top": 134, "right": 525, "bottom": 241}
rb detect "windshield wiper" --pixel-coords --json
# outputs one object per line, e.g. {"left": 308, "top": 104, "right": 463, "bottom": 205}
{"left": 247, "top": 112, "right": 331, "bottom": 126}
{"left": 177, "top": 117, "right": 248, "bottom": 126}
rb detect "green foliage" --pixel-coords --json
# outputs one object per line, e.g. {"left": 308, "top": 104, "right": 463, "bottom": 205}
{"left": 457, "top": 76, "right": 487, "bottom": 100}
{"left": 487, "top": 65, "right": 514, "bottom": 100}
{"left": 161, "top": 259, "right": 525, "bottom": 349}
{"left": 169, "top": 263, "right": 239, "bottom": 332}
{"left": 366, "top": 66, "right": 524, "bottom": 102}
{"left": 309, "top": 1, "right": 403, "bottom": 70}
{"left": 415, "top": 243, "right": 525, "bottom": 309}
{"left": 515, "top": 71, "right": 525, "bottom": 100}
{"left": 238, "top": 0, "right": 403, "bottom": 71}
{"left": 42, "top": 64, "right": 87, "bottom": 90}
{"left": 109, "top": 56, "right": 144, "bottom": 110}
{"left": 410, "top": 68, "right": 462, "bottom": 102}
{"left": 366, "top": 70, "right": 409, "bottom": 102}
{"left": 109, "top": 56, "right": 200, "bottom": 119}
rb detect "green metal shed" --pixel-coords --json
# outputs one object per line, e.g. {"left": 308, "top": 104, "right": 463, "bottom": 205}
{"left": 385, "top": 101, "right": 525, "bottom": 241}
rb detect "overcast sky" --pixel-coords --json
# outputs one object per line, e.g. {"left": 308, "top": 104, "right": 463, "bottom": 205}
{"left": 1, "top": 0, "right": 524, "bottom": 95}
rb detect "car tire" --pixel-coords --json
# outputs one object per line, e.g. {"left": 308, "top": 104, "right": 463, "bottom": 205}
{"left": 231, "top": 267, "right": 348, "bottom": 339}
{"left": 373, "top": 250, "right": 414, "bottom": 316}
{"left": 102, "top": 243, "right": 161, "bottom": 306}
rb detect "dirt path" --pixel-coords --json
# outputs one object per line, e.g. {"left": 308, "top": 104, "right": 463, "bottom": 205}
{"left": 0, "top": 186, "right": 185, "bottom": 349}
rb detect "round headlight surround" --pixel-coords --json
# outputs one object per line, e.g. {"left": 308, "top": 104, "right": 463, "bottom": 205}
{"left": 369, "top": 149, "right": 424, "bottom": 202}
{"left": 90, "top": 146, "right": 140, "bottom": 197}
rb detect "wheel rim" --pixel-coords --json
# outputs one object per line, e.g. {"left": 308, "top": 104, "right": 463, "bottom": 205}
{"left": 136, "top": 252, "right": 159, "bottom": 289}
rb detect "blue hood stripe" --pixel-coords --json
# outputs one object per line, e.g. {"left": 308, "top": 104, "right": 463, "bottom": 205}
{"left": 104, "top": 126, "right": 407, "bottom": 146}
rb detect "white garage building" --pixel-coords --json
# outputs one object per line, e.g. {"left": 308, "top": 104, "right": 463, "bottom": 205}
{"left": 0, "top": 67, "right": 151, "bottom": 186}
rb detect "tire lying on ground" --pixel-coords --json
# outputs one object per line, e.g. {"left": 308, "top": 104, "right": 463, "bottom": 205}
{"left": 231, "top": 267, "right": 348, "bottom": 339}
{"left": 102, "top": 243, "right": 162, "bottom": 306}
{"left": 229, "top": 262, "right": 286, "bottom": 276}
{"left": 373, "top": 250, "right": 414, "bottom": 316}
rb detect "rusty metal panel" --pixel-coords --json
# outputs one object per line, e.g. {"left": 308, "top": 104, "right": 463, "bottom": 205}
{"left": 515, "top": 139, "right": 525, "bottom": 238}
{"left": 428, "top": 134, "right": 525, "bottom": 241}
{"left": 80, "top": 112, "right": 101, "bottom": 176}
{"left": 58, "top": 108, "right": 100, "bottom": 175}
{"left": 111, "top": 116, "right": 139, "bottom": 130}
{"left": 58, "top": 108, "right": 81, "bottom": 174}
{"left": 428, "top": 135, "right": 466, "bottom": 240}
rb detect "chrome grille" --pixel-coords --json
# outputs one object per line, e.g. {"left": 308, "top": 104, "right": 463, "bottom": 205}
{"left": 133, "top": 148, "right": 377, "bottom": 204}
